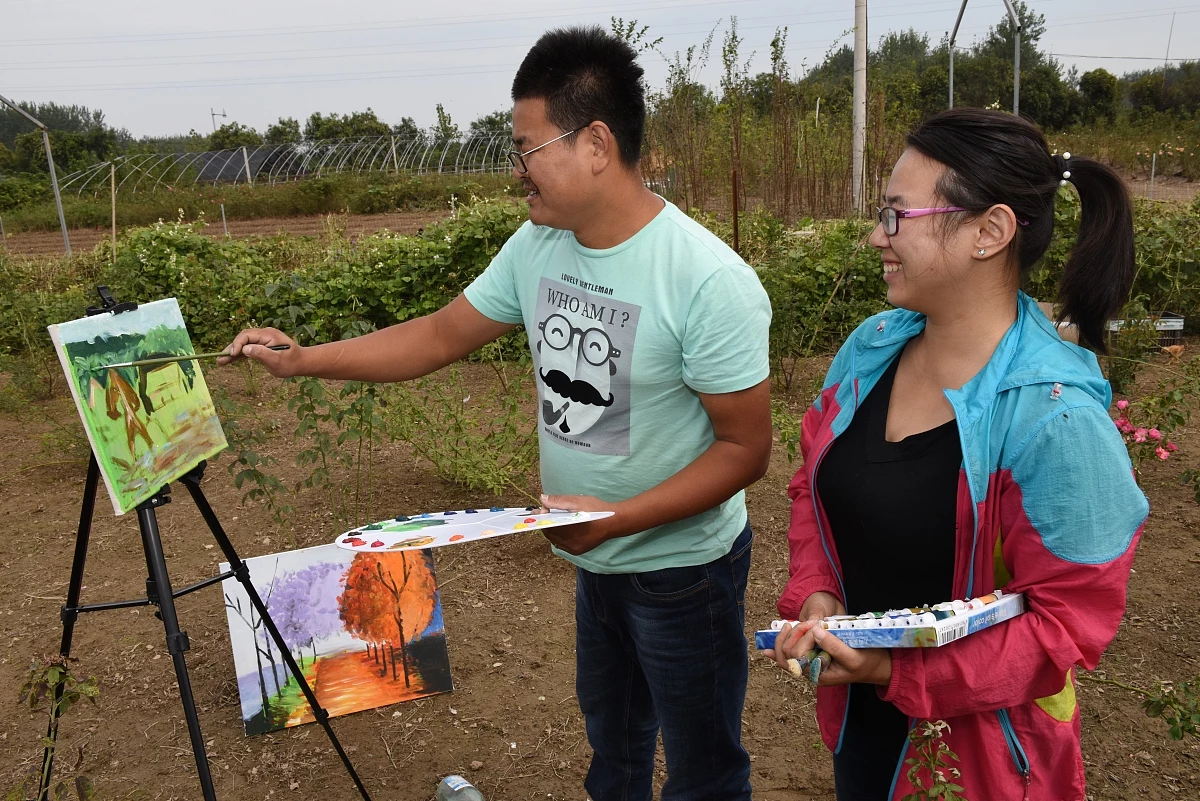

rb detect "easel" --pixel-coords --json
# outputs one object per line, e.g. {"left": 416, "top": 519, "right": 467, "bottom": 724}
{"left": 38, "top": 288, "right": 372, "bottom": 801}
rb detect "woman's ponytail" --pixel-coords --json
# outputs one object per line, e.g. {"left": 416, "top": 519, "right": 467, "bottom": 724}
{"left": 1056, "top": 156, "right": 1136, "bottom": 352}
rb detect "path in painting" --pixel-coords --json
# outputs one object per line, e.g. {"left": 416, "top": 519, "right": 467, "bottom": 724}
{"left": 285, "top": 650, "right": 430, "bottom": 726}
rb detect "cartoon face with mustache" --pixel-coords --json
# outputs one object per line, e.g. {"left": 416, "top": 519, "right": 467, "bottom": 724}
{"left": 537, "top": 312, "right": 621, "bottom": 436}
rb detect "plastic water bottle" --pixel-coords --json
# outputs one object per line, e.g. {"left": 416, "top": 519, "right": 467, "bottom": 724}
{"left": 436, "top": 775, "right": 484, "bottom": 801}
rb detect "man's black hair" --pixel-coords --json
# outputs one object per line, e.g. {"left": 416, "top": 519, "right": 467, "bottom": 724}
{"left": 512, "top": 26, "right": 645, "bottom": 167}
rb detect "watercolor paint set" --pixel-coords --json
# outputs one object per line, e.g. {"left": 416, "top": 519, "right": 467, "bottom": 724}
{"left": 755, "top": 590, "right": 1026, "bottom": 649}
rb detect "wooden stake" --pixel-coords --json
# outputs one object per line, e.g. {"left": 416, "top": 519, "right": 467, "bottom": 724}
{"left": 110, "top": 163, "right": 117, "bottom": 264}
{"left": 732, "top": 167, "right": 740, "bottom": 256}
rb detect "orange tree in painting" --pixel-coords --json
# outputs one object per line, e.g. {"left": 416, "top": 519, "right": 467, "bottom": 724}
{"left": 339, "top": 551, "right": 437, "bottom": 687}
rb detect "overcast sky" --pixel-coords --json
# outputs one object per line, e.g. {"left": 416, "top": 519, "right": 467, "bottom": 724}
{"left": 2, "top": 0, "right": 1197, "bottom": 139}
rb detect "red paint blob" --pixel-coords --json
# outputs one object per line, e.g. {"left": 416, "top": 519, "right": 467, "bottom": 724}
{"left": 449, "top": 534, "right": 465, "bottom": 542}
{"left": 371, "top": 540, "right": 384, "bottom": 548}
{"left": 524, "top": 517, "right": 536, "bottom": 523}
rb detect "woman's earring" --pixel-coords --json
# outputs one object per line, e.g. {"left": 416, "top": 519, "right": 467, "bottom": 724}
{"left": 977, "top": 249, "right": 987, "bottom": 256}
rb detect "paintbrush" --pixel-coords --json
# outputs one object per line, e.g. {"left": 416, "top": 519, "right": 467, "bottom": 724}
{"left": 95, "top": 344, "right": 290, "bottom": 370}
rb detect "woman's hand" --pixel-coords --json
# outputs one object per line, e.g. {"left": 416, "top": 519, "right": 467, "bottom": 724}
{"left": 762, "top": 591, "right": 845, "bottom": 673}
{"left": 809, "top": 626, "right": 892, "bottom": 686}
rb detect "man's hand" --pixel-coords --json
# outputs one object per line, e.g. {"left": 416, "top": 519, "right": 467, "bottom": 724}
{"left": 218, "top": 328, "right": 303, "bottom": 377}
{"left": 539, "top": 493, "right": 617, "bottom": 556}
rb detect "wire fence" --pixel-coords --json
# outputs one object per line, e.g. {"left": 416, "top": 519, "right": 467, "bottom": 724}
{"left": 57, "top": 133, "right": 513, "bottom": 196}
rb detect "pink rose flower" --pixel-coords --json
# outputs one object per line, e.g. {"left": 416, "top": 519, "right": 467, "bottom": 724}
{"left": 1156, "top": 446, "right": 1169, "bottom": 461}
{"left": 1168, "top": 441, "right": 1178, "bottom": 452}
{"left": 1134, "top": 428, "right": 1148, "bottom": 443}
{"left": 1116, "top": 399, "right": 1129, "bottom": 410}
{"left": 1149, "top": 428, "right": 1162, "bottom": 440}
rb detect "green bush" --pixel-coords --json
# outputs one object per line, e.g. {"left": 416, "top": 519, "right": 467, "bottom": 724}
{"left": 0, "top": 196, "right": 529, "bottom": 363}
{"left": 755, "top": 218, "right": 886, "bottom": 389}
{"left": 2, "top": 172, "right": 520, "bottom": 234}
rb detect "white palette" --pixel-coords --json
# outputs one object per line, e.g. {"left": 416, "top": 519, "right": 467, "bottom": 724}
{"left": 333, "top": 507, "right": 615, "bottom": 553}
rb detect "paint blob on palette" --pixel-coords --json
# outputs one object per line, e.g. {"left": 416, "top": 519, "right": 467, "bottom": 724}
{"left": 333, "top": 507, "right": 616, "bottom": 553}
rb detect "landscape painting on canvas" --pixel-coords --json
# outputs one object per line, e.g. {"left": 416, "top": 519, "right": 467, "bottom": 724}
{"left": 47, "top": 298, "right": 227, "bottom": 515}
{"left": 221, "top": 544, "right": 453, "bottom": 736}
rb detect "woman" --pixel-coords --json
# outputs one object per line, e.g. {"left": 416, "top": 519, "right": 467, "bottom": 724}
{"left": 767, "top": 108, "right": 1149, "bottom": 800}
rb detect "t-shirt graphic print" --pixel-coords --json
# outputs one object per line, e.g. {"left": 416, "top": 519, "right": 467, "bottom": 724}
{"left": 533, "top": 276, "right": 641, "bottom": 456}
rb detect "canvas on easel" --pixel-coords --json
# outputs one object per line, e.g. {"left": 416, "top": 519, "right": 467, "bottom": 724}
{"left": 221, "top": 544, "right": 453, "bottom": 735}
{"left": 48, "top": 298, "right": 227, "bottom": 514}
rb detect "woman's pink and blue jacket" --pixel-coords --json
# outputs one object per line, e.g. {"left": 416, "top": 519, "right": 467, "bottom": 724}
{"left": 778, "top": 293, "right": 1149, "bottom": 801}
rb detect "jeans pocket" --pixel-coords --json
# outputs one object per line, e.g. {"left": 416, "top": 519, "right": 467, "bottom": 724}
{"left": 728, "top": 526, "right": 754, "bottom": 564}
{"left": 629, "top": 564, "right": 710, "bottom": 601}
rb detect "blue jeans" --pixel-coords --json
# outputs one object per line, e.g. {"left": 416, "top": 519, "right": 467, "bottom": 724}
{"left": 575, "top": 524, "right": 753, "bottom": 801}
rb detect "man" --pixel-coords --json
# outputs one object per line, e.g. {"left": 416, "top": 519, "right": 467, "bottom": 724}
{"left": 223, "top": 26, "right": 771, "bottom": 800}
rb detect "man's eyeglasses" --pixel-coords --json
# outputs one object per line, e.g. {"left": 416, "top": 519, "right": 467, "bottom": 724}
{"left": 508, "top": 126, "right": 588, "bottom": 174}
{"left": 875, "top": 206, "right": 966, "bottom": 237}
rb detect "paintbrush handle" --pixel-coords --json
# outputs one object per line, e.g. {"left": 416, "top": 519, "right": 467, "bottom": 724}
{"left": 104, "top": 344, "right": 289, "bottom": 369}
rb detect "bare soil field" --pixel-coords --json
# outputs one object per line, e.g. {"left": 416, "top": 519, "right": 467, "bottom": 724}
{"left": 0, "top": 357, "right": 1197, "bottom": 800}
{"left": 2, "top": 210, "right": 452, "bottom": 257}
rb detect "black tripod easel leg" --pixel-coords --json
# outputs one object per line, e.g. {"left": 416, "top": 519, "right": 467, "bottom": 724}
{"left": 180, "top": 468, "right": 373, "bottom": 801}
{"left": 136, "top": 498, "right": 218, "bottom": 801}
{"left": 37, "top": 455, "right": 101, "bottom": 801}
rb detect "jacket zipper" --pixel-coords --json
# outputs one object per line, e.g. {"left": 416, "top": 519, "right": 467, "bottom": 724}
{"left": 997, "top": 709, "right": 1031, "bottom": 799}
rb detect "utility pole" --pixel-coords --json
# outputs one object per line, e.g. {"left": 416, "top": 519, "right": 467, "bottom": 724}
{"left": 0, "top": 92, "right": 70, "bottom": 254}
{"left": 852, "top": 0, "right": 868, "bottom": 215}
{"left": 948, "top": 0, "right": 969, "bottom": 108}
{"left": 1000, "top": 0, "right": 1022, "bottom": 114}
{"left": 210, "top": 107, "right": 227, "bottom": 132}
{"left": 1162, "top": 13, "right": 1176, "bottom": 93}
{"left": 947, "top": 1, "right": 1021, "bottom": 115}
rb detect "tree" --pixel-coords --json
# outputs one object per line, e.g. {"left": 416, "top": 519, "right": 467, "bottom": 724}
{"left": 12, "top": 125, "right": 119, "bottom": 174}
{"left": 432, "top": 104, "right": 460, "bottom": 140}
{"left": 0, "top": 141, "right": 14, "bottom": 171}
{"left": 1080, "top": 69, "right": 1119, "bottom": 124}
{"left": 610, "top": 17, "right": 663, "bottom": 56}
{"left": 264, "top": 117, "right": 301, "bottom": 145}
{"left": 267, "top": 562, "right": 347, "bottom": 663}
{"left": 0, "top": 101, "right": 106, "bottom": 149}
{"left": 469, "top": 109, "right": 512, "bottom": 137}
{"left": 209, "top": 121, "right": 263, "bottom": 151}
{"left": 340, "top": 555, "right": 397, "bottom": 672}
{"left": 392, "top": 117, "right": 422, "bottom": 140}
{"left": 303, "top": 109, "right": 391, "bottom": 141}
{"left": 339, "top": 552, "right": 438, "bottom": 686}
{"left": 224, "top": 566, "right": 285, "bottom": 721}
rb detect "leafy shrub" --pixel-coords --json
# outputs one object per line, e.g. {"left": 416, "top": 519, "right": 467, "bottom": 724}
{"left": 756, "top": 218, "right": 885, "bottom": 389}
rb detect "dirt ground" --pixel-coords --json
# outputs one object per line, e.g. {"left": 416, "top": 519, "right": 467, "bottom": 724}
{"left": 1, "top": 210, "right": 452, "bottom": 257}
{"left": 1, "top": 356, "right": 1198, "bottom": 801}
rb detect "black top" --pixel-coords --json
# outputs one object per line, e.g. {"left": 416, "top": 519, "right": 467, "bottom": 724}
{"left": 815, "top": 350, "right": 962, "bottom": 799}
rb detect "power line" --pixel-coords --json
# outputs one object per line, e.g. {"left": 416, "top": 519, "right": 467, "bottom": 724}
{"left": 0, "top": 0, "right": 767, "bottom": 47}
{"left": 1054, "top": 52, "right": 1198, "bottom": 61}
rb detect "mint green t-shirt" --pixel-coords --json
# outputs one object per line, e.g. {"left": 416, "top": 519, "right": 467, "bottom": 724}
{"left": 464, "top": 200, "right": 771, "bottom": 574}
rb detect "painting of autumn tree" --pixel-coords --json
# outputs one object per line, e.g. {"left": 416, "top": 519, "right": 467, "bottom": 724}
{"left": 340, "top": 551, "right": 439, "bottom": 688}
{"left": 222, "top": 544, "right": 452, "bottom": 736}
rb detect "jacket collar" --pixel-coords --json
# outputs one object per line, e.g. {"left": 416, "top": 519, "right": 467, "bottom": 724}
{"left": 852, "top": 292, "right": 1109, "bottom": 426}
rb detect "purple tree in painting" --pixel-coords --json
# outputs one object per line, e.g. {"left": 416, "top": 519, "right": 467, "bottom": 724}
{"left": 264, "top": 562, "right": 347, "bottom": 665}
